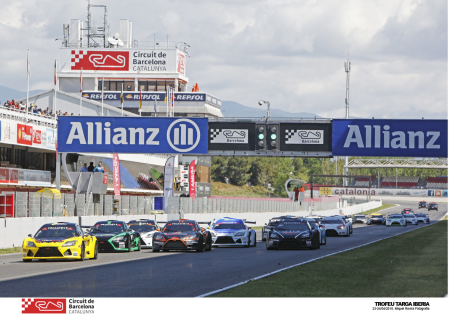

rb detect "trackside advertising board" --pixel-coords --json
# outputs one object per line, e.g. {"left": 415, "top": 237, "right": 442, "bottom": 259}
{"left": 332, "top": 119, "right": 447, "bottom": 158}
{"left": 57, "top": 117, "right": 208, "bottom": 154}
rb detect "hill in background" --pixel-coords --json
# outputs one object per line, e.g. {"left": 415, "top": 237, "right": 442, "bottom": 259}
{"left": 0, "top": 85, "right": 46, "bottom": 103}
{"left": 221, "top": 101, "right": 321, "bottom": 118}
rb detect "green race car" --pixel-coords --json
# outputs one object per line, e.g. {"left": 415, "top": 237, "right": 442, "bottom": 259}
{"left": 86, "top": 220, "right": 141, "bottom": 251}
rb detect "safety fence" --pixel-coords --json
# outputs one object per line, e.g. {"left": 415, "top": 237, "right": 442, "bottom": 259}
{"left": 10, "top": 192, "right": 156, "bottom": 217}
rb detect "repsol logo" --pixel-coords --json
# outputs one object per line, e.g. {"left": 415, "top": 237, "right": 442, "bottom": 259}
{"left": 344, "top": 125, "right": 440, "bottom": 149}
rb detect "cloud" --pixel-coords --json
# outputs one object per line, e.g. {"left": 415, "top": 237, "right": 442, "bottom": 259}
{"left": 0, "top": 0, "right": 446, "bottom": 119}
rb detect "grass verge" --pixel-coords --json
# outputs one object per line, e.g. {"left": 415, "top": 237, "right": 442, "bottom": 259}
{"left": 0, "top": 247, "right": 22, "bottom": 255}
{"left": 213, "top": 217, "right": 447, "bottom": 297}
{"left": 212, "top": 182, "right": 279, "bottom": 198}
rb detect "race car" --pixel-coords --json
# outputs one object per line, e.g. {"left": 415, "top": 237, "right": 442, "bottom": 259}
{"left": 366, "top": 214, "right": 386, "bottom": 225}
{"left": 152, "top": 219, "right": 212, "bottom": 252}
{"left": 401, "top": 208, "right": 414, "bottom": 215}
{"left": 208, "top": 217, "right": 257, "bottom": 247}
{"left": 403, "top": 213, "right": 418, "bottom": 225}
{"left": 335, "top": 214, "right": 353, "bottom": 234}
{"left": 352, "top": 214, "right": 368, "bottom": 224}
{"left": 22, "top": 222, "right": 98, "bottom": 262}
{"left": 87, "top": 220, "right": 141, "bottom": 252}
{"left": 320, "top": 216, "right": 351, "bottom": 236}
{"left": 415, "top": 213, "right": 430, "bottom": 224}
{"left": 127, "top": 219, "right": 161, "bottom": 248}
{"left": 386, "top": 214, "right": 407, "bottom": 226}
{"left": 266, "top": 219, "right": 321, "bottom": 250}
{"left": 418, "top": 201, "right": 427, "bottom": 209}
{"left": 304, "top": 218, "right": 326, "bottom": 245}
{"left": 428, "top": 202, "right": 438, "bottom": 211}
{"left": 262, "top": 215, "right": 298, "bottom": 241}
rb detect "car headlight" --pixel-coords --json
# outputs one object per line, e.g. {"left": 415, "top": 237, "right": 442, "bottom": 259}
{"left": 297, "top": 232, "right": 310, "bottom": 238}
{"left": 114, "top": 236, "right": 126, "bottom": 242}
{"left": 185, "top": 235, "right": 198, "bottom": 241}
{"left": 234, "top": 231, "right": 245, "bottom": 237}
{"left": 26, "top": 241, "right": 36, "bottom": 248}
{"left": 63, "top": 240, "right": 77, "bottom": 247}
{"left": 155, "top": 235, "right": 166, "bottom": 241}
{"left": 269, "top": 234, "right": 280, "bottom": 240}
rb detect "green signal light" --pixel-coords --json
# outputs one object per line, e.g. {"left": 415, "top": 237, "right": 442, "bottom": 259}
{"left": 270, "top": 134, "right": 277, "bottom": 140}
{"left": 258, "top": 134, "right": 265, "bottom": 140}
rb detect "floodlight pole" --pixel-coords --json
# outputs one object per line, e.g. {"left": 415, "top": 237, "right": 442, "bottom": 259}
{"left": 344, "top": 60, "right": 351, "bottom": 186}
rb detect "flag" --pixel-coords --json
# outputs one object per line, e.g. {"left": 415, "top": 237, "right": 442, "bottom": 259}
{"left": 120, "top": 85, "right": 124, "bottom": 105}
{"left": 195, "top": 83, "right": 199, "bottom": 92}
{"left": 80, "top": 68, "right": 83, "bottom": 93}
{"left": 54, "top": 59, "right": 57, "bottom": 85}
{"left": 154, "top": 84, "right": 157, "bottom": 91}
{"left": 139, "top": 90, "right": 142, "bottom": 111}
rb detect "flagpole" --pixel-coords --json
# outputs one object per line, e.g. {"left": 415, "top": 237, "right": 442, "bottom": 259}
{"left": 26, "top": 48, "right": 30, "bottom": 122}
{"left": 166, "top": 89, "right": 169, "bottom": 117}
{"left": 121, "top": 83, "right": 124, "bottom": 116}
{"left": 79, "top": 67, "right": 83, "bottom": 116}
{"left": 101, "top": 76, "right": 104, "bottom": 116}
{"left": 54, "top": 59, "right": 57, "bottom": 121}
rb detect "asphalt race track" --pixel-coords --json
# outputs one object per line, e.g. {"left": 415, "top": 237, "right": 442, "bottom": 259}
{"left": 0, "top": 200, "right": 446, "bottom": 297}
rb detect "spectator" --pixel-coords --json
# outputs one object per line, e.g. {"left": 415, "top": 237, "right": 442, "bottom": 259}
{"left": 300, "top": 186, "right": 305, "bottom": 192}
{"left": 93, "top": 163, "right": 105, "bottom": 173}
{"left": 19, "top": 101, "right": 25, "bottom": 111}
{"left": 80, "top": 163, "right": 88, "bottom": 172}
{"left": 87, "top": 162, "right": 95, "bottom": 172}
{"left": 294, "top": 186, "right": 299, "bottom": 201}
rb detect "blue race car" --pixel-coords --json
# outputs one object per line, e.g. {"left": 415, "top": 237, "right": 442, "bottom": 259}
{"left": 208, "top": 217, "right": 257, "bottom": 247}
{"left": 415, "top": 213, "right": 430, "bottom": 224}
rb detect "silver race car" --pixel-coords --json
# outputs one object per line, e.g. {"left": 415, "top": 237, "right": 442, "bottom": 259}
{"left": 208, "top": 217, "right": 257, "bottom": 247}
{"left": 127, "top": 219, "right": 161, "bottom": 248}
{"left": 386, "top": 214, "right": 407, "bottom": 227}
{"left": 403, "top": 213, "right": 419, "bottom": 225}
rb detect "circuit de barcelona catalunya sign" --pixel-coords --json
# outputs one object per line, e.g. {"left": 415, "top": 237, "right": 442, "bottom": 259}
{"left": 332, "top": 119, "right": 447, "bottom": 158}
{"left": 57, "top": 117, "right": 208, "bottom": 154}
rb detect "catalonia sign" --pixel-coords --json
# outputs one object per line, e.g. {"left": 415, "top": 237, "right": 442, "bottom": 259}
{"left": 57, "top": 117, "right": 208, "bottom": 154}
{"left": 332, "top": 119, "right": 448, "bottom": 158}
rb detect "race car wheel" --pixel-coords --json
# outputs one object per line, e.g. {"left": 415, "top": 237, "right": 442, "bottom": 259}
{"left": 196, "top": 236, "right": 205, "bottom": 252}
{"left": 404, "top": 223, "right": 407, "bottom": 227}
{"left": 127, "top": 236, "right": 132, "bottom": 252}
{"left": 322, "top": 236, "right": 327, "bottom": 245}
{"left": 136, "top": 237, "right": 141, "bottom": 251}
{"left": 344, "top": 228, "right": 350, "bottom": 237}
{"left": 244, "top": 235, "right": 250, "bottom": 248}
{"left": 23, "top": 259, "right": 32, "bottom": 262}
{"left": 79, "top": 244, "right": 85, "bottom": 261}
{"left": 252, "top": 233, "right": 257, "bottom": 247}
{"left": 206, "top": 234, "right": 212, "bottom": 251}
{"left": 266, "top": 240, "right": 273, "bottom": 250}
{"left": 152, "top": 248, "right": 160, "bottom": 252}
{"left": 316, "top": 234, "right": 321, "bottom": 249}
{"left": 92, "top": 242, "right": 98, "bottom": 260}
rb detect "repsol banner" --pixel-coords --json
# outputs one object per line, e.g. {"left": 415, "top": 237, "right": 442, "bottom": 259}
{"left": 332, "top": 119, "right": 447, "bottom": 157}
{"left": 332, "top": 188, "right": 428, "bottom": 197}
{"left": 82, "top": 92, "right": 206, "bottom": 102}
{"left": 57, "top": 116, "right": 208, "bottom": 154}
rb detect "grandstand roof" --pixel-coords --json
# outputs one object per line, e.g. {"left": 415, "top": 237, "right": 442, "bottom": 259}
{"left": 346, "top": 158, "right": 447, "bottom": 169}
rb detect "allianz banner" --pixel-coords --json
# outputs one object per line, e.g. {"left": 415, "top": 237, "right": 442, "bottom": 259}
{"left": 57, "top": 116, "right": 208, "bottom": 154}
{"left": 332, "top": 119, "right": 447, "bottom": 158}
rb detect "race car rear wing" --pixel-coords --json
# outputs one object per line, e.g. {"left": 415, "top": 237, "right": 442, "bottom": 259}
{"left": 244, "top": 220, "right": 256, "bottom": 224}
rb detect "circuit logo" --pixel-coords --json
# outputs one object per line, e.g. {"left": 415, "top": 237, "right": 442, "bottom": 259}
{"left": 22, "top": 298, "right": 66, "bottom": 313}
{"left": 167, "top": 119, "right": 201, "bottom": 152}
{"left": 70, "top": 50, "right": 129, "bottom": 71}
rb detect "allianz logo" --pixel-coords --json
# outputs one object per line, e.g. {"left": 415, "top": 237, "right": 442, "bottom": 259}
{"left": 344, "top": 125, "right": 440, "bottom": 149}
{"left": 65, "top": 119, "right": 201, "bottom": 152}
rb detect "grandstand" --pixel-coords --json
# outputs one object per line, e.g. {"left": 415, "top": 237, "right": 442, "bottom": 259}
{"left": 425, "top": 176, "right": 448, "bottom": 190}
{"left": 380, "top": 176, "right": 420, "bottom": 188}
{"left": 348, "top": 175, "right": 447, "bottom": 189}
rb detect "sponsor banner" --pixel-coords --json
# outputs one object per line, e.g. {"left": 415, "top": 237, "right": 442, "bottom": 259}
{"left": 428, "top": 190, "right": 435, "bottom": 196}
{"left": 189, "top": 160, "right": 196, "bottom": 198}
{"left": 443, "top": 190, "right": 448, "bottom": 197}
{"left": 113, "top": 154, "right": 121, "bottom": 199}
{"left": 1, "top": 120, "right": 53, "bottom": 150}
{"left": 332, "top": 188, "right": 428, "bottom": 197}
{"left": 332, "top": 119, "right": 448, "bottom": 157}
{"left": 57, "top": 116, "right": 208, "bottom": 154}
{"left": 280, "top": 123, "right": 332, "bottom": 152}
{"left": 319, "top": 187, "right": 332, "bottom": 195}
{"left": 163, "top": 156, "right": 175, "bottom": 208}
{"left": 435, "top": 190, "right": 442, "bottom": 197}
{"left": 62, "top": 49, "right": 184, "bottom": 74}
{"left": 81, "top": 92, "right": 207, "bottom": 102}
{"left": 208, "top": 122, "right": 255, "bottom": 151}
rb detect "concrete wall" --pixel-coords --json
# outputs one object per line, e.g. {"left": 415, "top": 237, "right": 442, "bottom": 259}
{"left": 0, "top": 213, "right": 167, "bottom": 249}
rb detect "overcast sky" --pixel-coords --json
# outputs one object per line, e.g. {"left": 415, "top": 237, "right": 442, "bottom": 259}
{"left": 0, "top": 0, "right": 447, "bottom": 119}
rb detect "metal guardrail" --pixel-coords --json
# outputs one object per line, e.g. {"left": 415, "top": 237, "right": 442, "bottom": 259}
{"left": 0, "top": 107, "right": 57, "bottom": 127}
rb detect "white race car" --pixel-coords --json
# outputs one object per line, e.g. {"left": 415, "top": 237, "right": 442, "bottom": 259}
{"left": 127, "top": 219, "right": 161, "bottom": 248}
{"left": 403, "top": 214, "right": 419, "bottom": 225}
{"left": 208, "top": 217, "right": 257, "bottom": 247}
{"left": 320, "top": 216, "right": 351, "bottom": 237}
{"left": 386, "top": 214, "right": 407, "bottom": 227}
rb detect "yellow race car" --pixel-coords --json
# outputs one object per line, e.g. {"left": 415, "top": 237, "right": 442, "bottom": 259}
{"left": 22, "top": 222, "right": 98, "bottom": 262}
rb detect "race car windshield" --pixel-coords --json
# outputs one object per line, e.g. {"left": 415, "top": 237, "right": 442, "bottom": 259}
{"left": 372, "top": 215, "right": 383, "bottom": 218}
{"left": 429, "top": 203, "right": 437, "bottom": 206}
{"left": 276, "top": 223, "right": 309, "bottom": 231}
{"left": 35, "top": 226, "right": 77, "bottom": 239}
{"left": 92, "top": 223, "right": 125, "bottom": 233}
{"left": 268, "top": 220, "right": 281, "bottom": 226}
{"left": 416, "top": 214, "right": 427, "bottom": 217}
{"left": 212, "top": 223, "right": 245, "bottom": 230}
{"left": 405, "top": 214, "right": 415, "bottom": 218}
{"left": 389, "top": 215, "right": 403, "bottom": 218}
{"left": 163, "top": 223, "right": 195, "bottom": 232}
{"left": 354, "top": 215, "right": 365, "bottom": 218}
{"left": 128, "top": 224, "right": 157, "bottom": 232}
{"left": 321, "top": 219, "right": 343, "bottom": 224}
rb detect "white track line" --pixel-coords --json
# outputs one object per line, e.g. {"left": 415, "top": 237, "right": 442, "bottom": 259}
{"left": 197, "top": 211, "right": 447, "bottom": 297}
